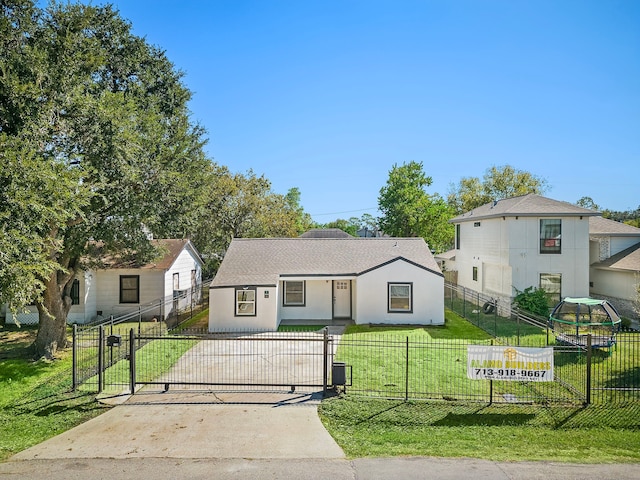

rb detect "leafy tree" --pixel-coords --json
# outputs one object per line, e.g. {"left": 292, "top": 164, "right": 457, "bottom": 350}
{"left": 1, "top": 1, "right": 210, "bottom": 358}
{"left": 576, "top": 196, "right": 601, "bottom": 211}
{"left": 378, "top": 161, "right": 454, "bottom": 252}
{"left": 322, "top": 218, "right": 359, "bottom": 236}
{"left": 184, "top": 169, "right": 305, "bottom": 276}
{"left": 448, "top": 165, "right": 549, "bottom": 214}
{"left": 284, "top": 187, "right": 315, "bottom": 235}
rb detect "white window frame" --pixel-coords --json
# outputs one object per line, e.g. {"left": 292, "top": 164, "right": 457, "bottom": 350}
{"left": 283, "top": 281, "right": 305, "bottom": 306}
{"left": 388, "top": 282, "right": 413, "bottom": 313}
{"left": 235, "top": 288, "right": 256, "bottom": 316}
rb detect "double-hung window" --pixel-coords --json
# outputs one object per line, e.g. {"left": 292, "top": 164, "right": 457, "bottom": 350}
{"left": 540, "top": 273, "right": 561, "bottom": 306}
{"left": 388, "top": 283, "right": 412, "bottom": 313}
{"left": 283, "top": 281, "right": 305, "bottom": 306}
{"left": 236, "top": 288, "right": 256, "bottom": 316}
{"left": 540, "top": 219, "right": 561, "bottom": 254}
{"left": 120, "top": 275, "right": 140, "bottom": 304}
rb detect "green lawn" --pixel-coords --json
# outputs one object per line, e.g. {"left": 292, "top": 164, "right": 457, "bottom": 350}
{"left": 0, "top": 325, "right": 109, "bottom": 461}
{"left": 3, "top": 314, "right": 639, "bottom": 464}
{"left": 319, "top": 397, "right": 640, "bottom": 462}
{"left": 335, "top": 312, "right": 584, "bottom": 403}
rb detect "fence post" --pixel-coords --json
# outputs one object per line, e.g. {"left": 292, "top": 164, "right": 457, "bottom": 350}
{"left": 489, "top": 339, "right": 494, "bottom": 404}
{"left": 72, "top": 324, "right": 77, "bottom": 391}
{"left": 516, "top": 311, "right": 521, "bottom": 346}
{"left": 129, "top": 328, "right": 136, "bottom": 395}
{"left": 98, "top": 325, "right": 104, "bottom": 394}
{"left": 462, "top": 287, "right": 466, "bottom": 318}
{"left": 323, "top": 328, "right": 329, "bottom": 396}
{"left": 585, "top": 334, "right": 592, "bottom": 405}
{"left": 405, "top": 336, "right": 409, "bottom": 402}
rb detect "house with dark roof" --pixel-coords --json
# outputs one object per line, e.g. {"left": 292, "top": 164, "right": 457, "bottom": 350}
{"left": 589, "top": 216, "right": 640, "bottom": 317}
{"left": 449, "top": 194, "right": 600, "bottom": 307}
{"left": 6, "top": 239, "right": 203, "bottom": 325}
{"left": 209, "top": 236, "right": 444, "bottom": 330}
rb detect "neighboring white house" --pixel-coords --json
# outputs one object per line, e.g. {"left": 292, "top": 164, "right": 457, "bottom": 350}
{"left": 209, "top": 236, "right": 445, "bottom": 331}
{"left": 449, "top": 194, "right": 600, "bottom": 307}
{"left": 589, "top": 216, "right": 640, "bottom": 318}
{"left": 6, "top": 239, "right": 203, "bottom": 325}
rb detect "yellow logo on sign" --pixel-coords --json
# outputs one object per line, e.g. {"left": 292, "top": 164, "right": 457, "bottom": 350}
{"left": 503, "top": 348, "right": 518, "bottom": 361}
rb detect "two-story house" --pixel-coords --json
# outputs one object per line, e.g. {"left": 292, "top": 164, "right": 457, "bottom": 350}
{"left": 449, "top": 194, "right": 600, "bottom": 308}
{"left": 589, "top": 216, "right": 640, "bottom": 318}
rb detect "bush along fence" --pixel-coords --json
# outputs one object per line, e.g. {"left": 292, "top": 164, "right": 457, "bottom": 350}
{"left": 444, "top": 282, "right": 640, "bottom": 404}
{"left": 72, "top": 280, "right": 211, "bottom": 390}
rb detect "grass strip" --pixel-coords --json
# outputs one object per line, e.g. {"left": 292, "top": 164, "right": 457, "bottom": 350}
{"left": 319, "top": 396, "right": 640, "bottom": 463}
{"left": 0, "top": 326, "right": 108, "bottom": 461}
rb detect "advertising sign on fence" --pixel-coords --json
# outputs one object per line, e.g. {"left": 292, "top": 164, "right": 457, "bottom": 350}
{"left": 467, "top": 345, "right": 554, "bottom": 382}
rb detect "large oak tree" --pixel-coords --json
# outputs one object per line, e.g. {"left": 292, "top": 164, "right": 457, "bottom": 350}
{"left": 1, "top": 0, "right": 210, "bottom": 358}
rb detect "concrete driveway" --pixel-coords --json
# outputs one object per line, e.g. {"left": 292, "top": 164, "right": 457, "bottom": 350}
{"left": 11, "top": 390, "right": 343, "bottom": 460}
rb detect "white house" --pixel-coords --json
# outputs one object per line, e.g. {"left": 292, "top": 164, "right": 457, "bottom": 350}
{"left": 209, "top": 236, "right": 445, "bottom": 331}
{"left": 589, "top": 216, "right": 640, "bottom": 318}
{"left": 449, "top": 194, "right": 600, "bottom": 306}
{"left": 6, "top": 239, "right": 203, "bottom": 325}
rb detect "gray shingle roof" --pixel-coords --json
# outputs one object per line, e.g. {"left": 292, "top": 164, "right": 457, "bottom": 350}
{"left": 589, "top": 216, "right": 640, "bottom": 236}
{"left": 212, "top": 237, "right": 442, "bottom": 287}
{"left": 592, "top": 243, "right": 640, "bottom": 272}
{"left": 450, "top": 194, "right": 599, "bottom": 223}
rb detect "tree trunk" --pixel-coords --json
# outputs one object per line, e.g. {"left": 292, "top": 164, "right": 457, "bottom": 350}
{"left": 34, "top": 272, "right": 73, "bottom": 359}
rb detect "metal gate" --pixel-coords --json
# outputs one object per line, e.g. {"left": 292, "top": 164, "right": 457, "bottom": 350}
{"left": 78, "top": 328, "right": 337, "bottom": 396}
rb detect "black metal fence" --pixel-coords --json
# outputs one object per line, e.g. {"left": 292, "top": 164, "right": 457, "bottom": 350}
{"left": 73, "top": 280, "right": 210, "bottom": 389}
{"left": 335, "top": 334, "right": 586, "bottom": 404}
{"left": 71, "top": 281, "right": 639, "bottom": 406}
{"left": 74, "top": 328, "right": 335, "bottom": 395}
{"left": 444, "top": 282, "right": 640, "bottom": 404}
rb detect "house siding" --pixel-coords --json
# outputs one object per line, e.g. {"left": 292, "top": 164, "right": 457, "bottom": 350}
{"left": 610, "top": 237, "right": 640, "bottom": 257}
{"left": 355, "top": 260, "right": 444, "bottom": 325}
{"left": 162, "top": 247, "right": 202, "bottom": 297}
{"left": 209, "top": 285, "right": 278, "bottom": 330}
{"left": 456, "top": 215, "right": 591, "bottom": 301}
{"left": 95, "top": 269, "right": 164, "bottom": 318}
{"left": 278, "top": 279, "right": 334, "bottom": 321}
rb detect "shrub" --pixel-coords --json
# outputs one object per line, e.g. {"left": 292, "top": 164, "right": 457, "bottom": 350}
{"left": 513, "top": 286, "right": 551, "bottom": 317}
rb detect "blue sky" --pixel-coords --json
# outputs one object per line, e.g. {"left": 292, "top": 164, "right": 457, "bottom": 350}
{"left": 109, "top": 0, "right": 638, "bottom": 221}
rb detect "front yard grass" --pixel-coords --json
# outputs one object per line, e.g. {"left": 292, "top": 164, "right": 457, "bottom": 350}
{"left": 0, "top": 325, "right": 109, "bottom": 461}
{"left": 319, "top": 397, "right": 640, "bottom": 463}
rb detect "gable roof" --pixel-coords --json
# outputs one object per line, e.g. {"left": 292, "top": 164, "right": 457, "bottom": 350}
{"left": 212, "top": 237, "right": 442, "bottom": 287}
{"left": 101, "top": 239, "right": 202, "bottom": 270}
{"left": 450, "top": 194, "right": 599, "bottom": 223}
{"left": 592, "top": 242, "right": 640, "bottom": 272}
{"left": 589, "top": 216, "right": 640, "bottom": 237}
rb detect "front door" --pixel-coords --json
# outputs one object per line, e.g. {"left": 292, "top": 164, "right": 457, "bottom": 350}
{"left": 332, "top": 280, "right": 351, "bottom": 319}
